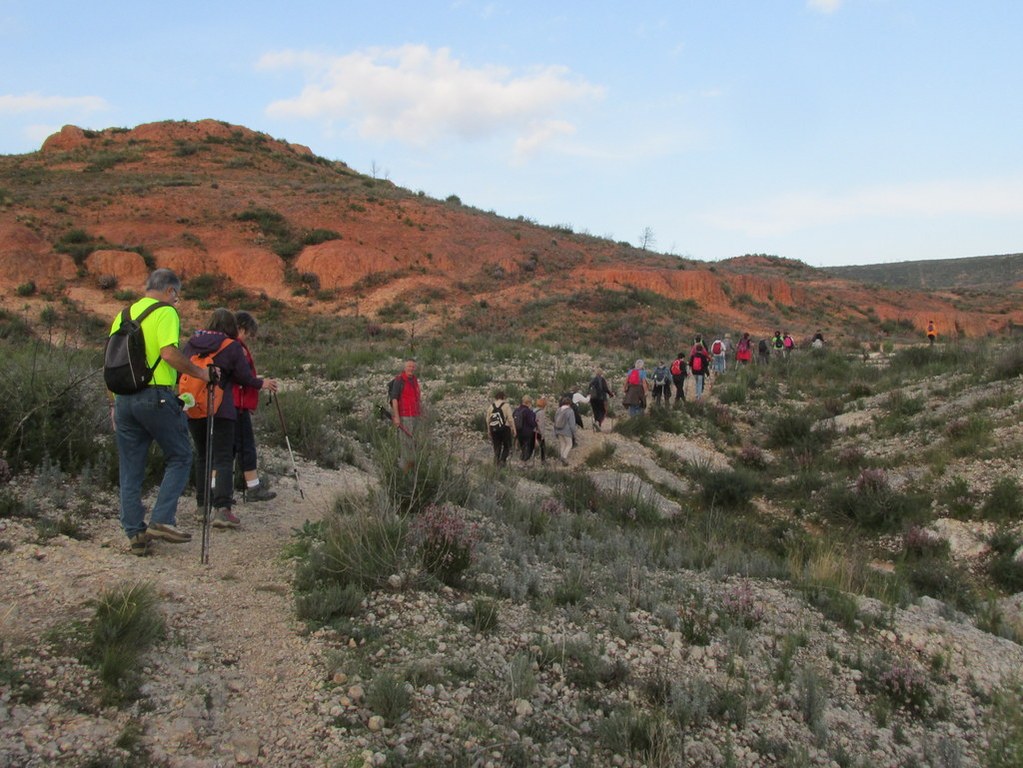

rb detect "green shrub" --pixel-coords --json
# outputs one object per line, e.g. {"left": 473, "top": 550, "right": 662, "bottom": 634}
{"left": 307, "top": 495, "right": 407, "bottom": 591}
{"left": 15, "top": 281, "right": 37, "bottom": 297}
{"left": 302, "top": 228, "right": 342, "bottom": 246}
{"left": 295, "top": 582, "right": 364, "bottom": 624}
{"left": 374, "top": 418, "right": 473, "bottom": 517}
{"left": 261, "top": 388, "right": 346, "bottom": 469}
{"left": 87, "top": 582, "right": 165, "bottom": 703}
{"left": 987, "top": 529, "right": 1023, "bottom": 594}
{"left": 766, "top": 410, "right": 833, "bottom": 452}
{"left": 981, "top": 478, "right": 1023, "bottom": 521}
{"left": 468, "top": 597, "right": 500, "bottom": 633}
{"left": 0, "top": 344, "right": 103, "bottom": 474}
{"left": 990, "top": 344, "right": 1023, "bottom": 381}
{"left": 826, "top": 469, "right": 925, "bottom": 532}
{"left": 366, "top": 670, "right": 412, "bottom": 723}
{"left": 554, "top": 472, "right": 600, "bottom": 514}
{"left": 598, "top": 705, "right": 675, "bottom": 763}
{"left": 692, "top": 466, "right": 761, "bottom": 511}
{"left": 899, "top": 556, "right": 976, "bottom": 612}
{"left": 985, "top": 680, "right": 1023, "bottom": 767}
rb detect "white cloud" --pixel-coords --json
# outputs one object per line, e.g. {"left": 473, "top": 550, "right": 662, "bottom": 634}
{"left": 702, "top": 178, "right": 1023, "bottom": 237}
{"left": 259, "top": 44, "right": 604, "bottom": 151}
{"left": 807, "top": 0, "right": 843, "bottom": 13}
{"left": 0, "top": 93, "right": 107, "bottom": 115}
{"left": 512, "top": 120, "right": 575, "bottom": 160}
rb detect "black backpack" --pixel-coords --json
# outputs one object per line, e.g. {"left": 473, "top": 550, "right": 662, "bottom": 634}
{"left": 103, "top": 302, "right": 171, "bottom": 395}
{"left": 488, "top": 402, "right": 507, "bottom": 431}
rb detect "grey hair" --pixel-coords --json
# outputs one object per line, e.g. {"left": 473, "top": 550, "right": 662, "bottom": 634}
{"left": 145, "top": 268, "right": 181, "bottom": 292}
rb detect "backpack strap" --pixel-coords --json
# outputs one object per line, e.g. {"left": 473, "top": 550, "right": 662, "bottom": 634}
{"left": 122, "top": 300, "right": 172, "bottom": 371}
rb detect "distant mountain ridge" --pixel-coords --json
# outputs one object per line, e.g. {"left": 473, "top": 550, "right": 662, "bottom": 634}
{"left": 2, "top": 119, "right": 1022, "bottom": 344}
{"left": 826, "top": 253, "right": 1023, "bottom": 291}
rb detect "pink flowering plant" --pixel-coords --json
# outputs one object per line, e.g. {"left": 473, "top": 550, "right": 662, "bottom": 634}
{"left": 877, "top": 661, "right": 931, "bottom": 714}
{"left": 720, "top": 580, "right": 764, "bottom": 629}
{"left": 410, "top": 504, "right": 480, "bottom": 587}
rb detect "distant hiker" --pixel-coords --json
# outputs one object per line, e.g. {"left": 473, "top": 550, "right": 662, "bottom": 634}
{"left": 757, "top": 338, "right": 770, "bottom": 366}
{"left": 109, "top": 269, "right": 211, "bottom": 555}
{"left": 534, "top": 397, "right": 552, "bottom": 463}
{"left": 487, "top": 390, "right": 516, "bottom": 466}
{"left": 735, "top": 333, "right": 753, "bottom": 366}
{"left": 553, "top": 396, "right": 578, "bottom": 465}
{"left": 389, "top": 357, "right": 422, "bottom": 470}
{"left": 771, "top": 331, "right": 785, "bottom": 355}
{"left": 622, "top": 359, "right": 649, "bottom": 416}
{"left": 565, "top": 392, "right": 586, "bottom": 444}
{"left": 183, "top": 308, "right": 278, "bottom": 530}
{"left": 689, "top": 335, "right": 705, "bottom": 358}
{"left": 232, "top": 311, "right": 278, "bottom": 502}
{"left": 651, "top": 362, "right": 671, "bottom": 406}
{"left": 811, "top": 329, "right": 825, "bottom": 349}
{"left": 689, "top": 343, "right": 710, "bottom": 400}
{"left": 782, "top": 331, "right": 795, "bottom": 358}
{"left": 927, "top": 320, "right": 937, "bottom": 346}
{"left": 670, "top": 352, "right": 687, "bottom": 403}
{"left": 513, "top": 396, "right": 538, "bottom": 462}
{"left": 710, "top": 338, "right": 726, "bottom": 374}
{"left": 587, "top": 368, "right": 614, "bottom": 431}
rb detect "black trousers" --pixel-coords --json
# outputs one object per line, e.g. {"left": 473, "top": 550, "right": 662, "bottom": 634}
{"left": 490, "top": 426, "right": 513, "bottom": 464}
{"left": 518, "top": 430, "right": 536, "bottom": 461}
{"left": 189, "top": 417, "right": 236, "bottom": 510}
{"left": 672, "top": 374, "right": 686, "bottom": 401}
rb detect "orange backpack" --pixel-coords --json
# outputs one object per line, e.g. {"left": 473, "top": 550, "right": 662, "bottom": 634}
{"left": 178, "top": 338, "right": 234, "bottom": 419}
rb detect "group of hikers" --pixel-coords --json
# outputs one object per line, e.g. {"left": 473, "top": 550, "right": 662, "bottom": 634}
{"left": 109, "top": 268, "right": 941, "bottom": 555}
{"left": 108, "top": 269, "right": 278, "bottom": 556}
{"left": 477, "top": 328, "right": 836, "bottom": 469}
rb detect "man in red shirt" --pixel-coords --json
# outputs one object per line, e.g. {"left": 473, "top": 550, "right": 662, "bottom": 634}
{"left": 388, "top": 357, "right": 422, "bottom": 469}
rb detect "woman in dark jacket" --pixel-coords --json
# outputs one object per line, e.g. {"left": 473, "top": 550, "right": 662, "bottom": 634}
{"left": 587, "top": 368, "right": 614, "bottom": 431}
{"left": 182, "top": 308, "right": 277, "bottom": 528}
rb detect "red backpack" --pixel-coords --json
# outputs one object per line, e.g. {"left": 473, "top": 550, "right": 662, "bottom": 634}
{"left": 691, "top": 354, "right": 704, "bottom": 373}
{"left": 670, "top": 358, "right": 683, "bottom": 376}
{"left": 711, "top": 340, "right": 723, "bottom": 355}
{"left": 627, "top": 368, "right": 641, "bottom": 386}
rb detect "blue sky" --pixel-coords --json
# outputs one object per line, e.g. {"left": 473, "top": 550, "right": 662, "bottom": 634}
{"left": 2, "top": 1, "right": 1021, "bottom": 267}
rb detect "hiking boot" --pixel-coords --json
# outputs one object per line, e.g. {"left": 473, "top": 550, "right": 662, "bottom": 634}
{"left": 128, "top": 533, "right": 151, "bottom": 556}
{"left": 147, "top": 523, "right": 192, "bottom": 543}
{"left": 211, "top": 509, "right": 241, "bottom": 529}
{"left": 243, "top": 484, "right": 276, "bottom": 502}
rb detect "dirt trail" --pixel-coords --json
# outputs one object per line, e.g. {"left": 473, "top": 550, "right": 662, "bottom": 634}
{"left": 0, "top": 458, "right": 370, "bottom": 767}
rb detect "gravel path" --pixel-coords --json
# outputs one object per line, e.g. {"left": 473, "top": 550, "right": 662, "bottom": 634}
{"left": 0, "top": 459, "right": 366, "bottom": 767}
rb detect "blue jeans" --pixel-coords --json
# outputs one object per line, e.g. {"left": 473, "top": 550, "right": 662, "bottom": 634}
{"left": 694, "top": 375, "right": 705, "bottom": 399}
{"left": 115, "top": 386, "right": 193, "bottom": 537}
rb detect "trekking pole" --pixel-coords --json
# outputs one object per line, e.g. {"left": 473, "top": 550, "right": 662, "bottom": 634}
{"left": 200, "top": 365, "right": 218, "bottom": 565}
{"left": 270, "top": 391, "right": 304, "bottom": 499}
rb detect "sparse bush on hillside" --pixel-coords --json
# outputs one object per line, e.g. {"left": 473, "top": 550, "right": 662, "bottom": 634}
{"left": 0, "top": 343, "right": 103, "bottom": 475}
{"left": 980, "top": 477, "right": 1023, "bottom": 521}
{"left": 373, "top": 417, "right": 473, "bottom": 517}
{"left": 692, "top": 466, "right": 761, "bottom": 511}
{"left": 766, "top": 409, "right": 834, "bottom": 453}
{"left": 301, "top": 493, "right": 407, "bottom": 592}
{"left": 825, "top": 469, "right": 926, "bottom": 532}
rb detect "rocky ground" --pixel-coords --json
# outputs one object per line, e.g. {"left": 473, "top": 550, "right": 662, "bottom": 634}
{"left": 3, "top": 351, "right": 1023, "bottom": 767}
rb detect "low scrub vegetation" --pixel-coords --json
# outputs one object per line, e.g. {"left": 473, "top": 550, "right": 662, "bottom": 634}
{"left": 5, "top": 303, "right": 1023, "bottom": 764}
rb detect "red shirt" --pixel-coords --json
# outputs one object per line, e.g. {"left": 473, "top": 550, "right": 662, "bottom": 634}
{"left": 392, "top": 373, "right": 421, "bottom": 417}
